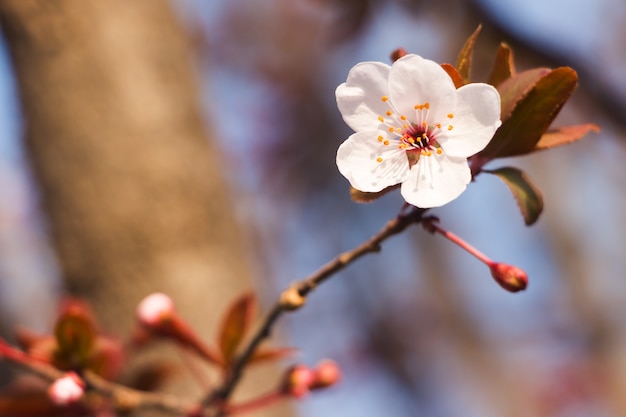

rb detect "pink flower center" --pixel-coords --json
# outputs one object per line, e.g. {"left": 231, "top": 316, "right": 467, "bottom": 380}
{"left": 375, "top": 97, "right": 453, "bottom": 165}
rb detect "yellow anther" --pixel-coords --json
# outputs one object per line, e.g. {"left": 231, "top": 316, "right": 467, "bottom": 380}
{"left": 376, "top": 157, "right": 383, "bottom": 163}
{"left": 414, "top": 104, "right": 422, "bottom": 110}
{"left": 447, "top": 113, "right": 454, "bottom": 119}
{"left": 396, "top": 128, "right": 402, "bottom": 133}
{"left": 436, "top": 123, "right": 441, "bottom": 129}
{"left": 378, "top": 116, "right": 384, "bottom": 122}
{"left": 422, "top": 133, "right": 428, "bottom": 139}
{"left": 403, "top": 124, "right": 408, "bottom": 129}
{"left": 377, "top": 136, "right": 384, "bottom": 142}
{"left": 383, "top": 140, "right": 389, "bottom": 146}
{"left": 424, "top": 102, "right": 430, "bottom": 109}
{"left": 448, "top": 125, "right": 454, "bottom": 131}
{"left": 386, "top": 110, "right": 392, "bottom": 116}
{"left": 388, "top": 127, "right": 395, "bottom": 132}
{"left": 400, "top": 115, "right": 407, "bottom": 120}
{"left": 381, "top": 96, "right": 389, "bottom": 102}
{"left": 422, "top": 121, "right": 428, "bottom": 128}
{"left": 421, "top": 150, "right": 427, "bottom": 155}
{"left": 427, "top": 151, "right": 432, "bottom": 156}
{"left": 408, "top": 137, "right": 415, "bottom": 144}
{"left": 436, "top": 148, "right": 443, "bottom": 155}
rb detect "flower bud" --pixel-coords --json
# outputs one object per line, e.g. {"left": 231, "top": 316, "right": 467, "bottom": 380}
{"left": 283, "top": 365, "right": 316, "bottom": 398}
{"left": 48, "top": 372, "right": 85, "bottom": 406}
{"left": 390, "top": 48, "right": 408, "bottom": 62}
{"left": 136, "top": 293, "right": 175, "bottom": 327}
{"left": 490, "top": 263, "right": 528, "bottom": 292}
{"left": 312, "top": 359, "right": 341, "bottom": 389}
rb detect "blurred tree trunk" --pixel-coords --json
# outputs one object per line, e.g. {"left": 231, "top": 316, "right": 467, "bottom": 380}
{"left": 0, "top": 1, "right": 290, "bottom": 415}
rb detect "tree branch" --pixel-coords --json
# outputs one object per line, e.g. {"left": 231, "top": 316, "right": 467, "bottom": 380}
{"left": 205, "top": 206, "right": 427, "bottom": 414}
{"left": 0, "top": 338, "right": 196, "bottom": 415}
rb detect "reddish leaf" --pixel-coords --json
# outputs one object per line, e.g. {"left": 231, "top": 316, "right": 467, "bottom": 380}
{"left": 53, "top": 301, "right": 97, "bottom": 368}
{"left": 486, "top": 167, "right": 544, "bottom": 226}
{"left": 14, "top": 328, "right": 58, "bottom": 364}
{"left": 533, "top": 124, "right": 600, "bottom": 152}
{"left": 479, "top": 67, "right": 578, "bottom": 159}
{"left": 87, "top": 336, "right": 125, "bottom": 380}
{"left": 441, "top": 63, "right": 464, "bottom": 88}
{"left": 456, "top": 24, "right": 482, "bottom": 83}
{"left": 218, "top": 292, "right": 257, "bottom": 365}
{"left": 350, "top": 184, "right": 399, "bottom": 203}
{"left": 14, "top": 327, "right": 46, "bottom": 352}
{"left": 247, "top": 347, "right": 298, "bottom": 366}
{"left": 488, "top": 43, "right": 515, "bottom": 86}
{"left": 498, "top": 67, "right": 551, "bottom": 120}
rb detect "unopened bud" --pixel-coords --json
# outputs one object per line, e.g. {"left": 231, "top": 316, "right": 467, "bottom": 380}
{"left": 490, "top": 263, "right": 528, "bottom": 292}
{"left": 279, "top": 287, "right": 306, "bottom": 311}
{"left": 312, "top": 359, "right": 341, "bottom": 389}
{"left": 48, "top": 372, "right": 84, "bottom": 406}
{"left": 283, "top": 365, "right": 316, "bottom": 398}
{"left": 390, "top": 48, "right": 408, "bottom": 62}
{"left": 136, "top": 293, "right": 175, "bottom": 327}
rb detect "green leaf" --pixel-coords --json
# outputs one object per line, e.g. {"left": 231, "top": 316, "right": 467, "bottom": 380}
{"left": 218, "top": 292, "right": 256, "bottom": 365}
{"left": 486, "top": 167, "right": 544, "bottom": 226}
{"left": 350, "top": 184, "right": 398, "bottom": 203}
{"left": 441, "top": 63, "right": 464, "bottom": 89}
{"left": 456, "top": 24, "right": 482, "bottom": 83}
{"left": 533, "top": 123, "right": 600, "bottom": 152}
{"left": 488, "top": 43, "right": 515, "bottom": 86}
{"left": 479, "top": 67, "right": 578, "bottom": 159}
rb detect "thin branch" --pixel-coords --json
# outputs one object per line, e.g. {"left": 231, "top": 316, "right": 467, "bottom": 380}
{"left": 0, "top": 338, "right": 196, "bottom": 416}
{"left": 205, "top": 206, "right": 427, "bottom": 414}
{"left": 2, "top": 205, "right": 427, "bottom": 417}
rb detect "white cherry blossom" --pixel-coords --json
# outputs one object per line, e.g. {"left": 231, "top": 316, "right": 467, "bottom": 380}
{"left": 336, "top": 54, "right": 501, "bottom": 208}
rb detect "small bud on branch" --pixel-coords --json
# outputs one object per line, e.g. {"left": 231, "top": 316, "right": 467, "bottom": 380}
{"left": 489, "top": 263, "right": 528, "bottom": 293}
{"left": 279, "top": 287, "right": 307, "bottom": 311}
{"left": 48, "top": 372, "right": 85, "bottom": 406}
{"left": 422, "top": 217, "right": 528, "bottom": 292}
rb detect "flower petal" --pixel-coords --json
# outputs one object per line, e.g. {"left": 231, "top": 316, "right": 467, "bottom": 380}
{"left": 388, "top": 54, "right": 457, "bottom": 123}
{"left": 336, "top": 62, "right": 391, "bottom": 132}
{"left": 336, "top": 131, "right": 409, "bottom": 192}
{"left": 400, "top": 154, "right": 471, "bottom": 208}
{"left": 438, "top": 83, "right": 501, "bottom": 158}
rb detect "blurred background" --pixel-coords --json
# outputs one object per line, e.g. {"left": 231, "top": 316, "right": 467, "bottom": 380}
{"left": 1, "top": 0, "right": 625, "bottom": 416}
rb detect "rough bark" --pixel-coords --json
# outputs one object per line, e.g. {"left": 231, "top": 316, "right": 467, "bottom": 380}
{"left": 0, "top": 1, "right": 290, "bottom": 415}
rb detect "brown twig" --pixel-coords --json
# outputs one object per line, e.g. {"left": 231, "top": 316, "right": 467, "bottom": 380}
{"left": 1, "top": 206, "right": 427, "bottom": 417}
{"left": 0, "top": 338, "right": 196, "bottom": 415}
{"left": 204, "top": 206, "right": 427, "bottom": 415}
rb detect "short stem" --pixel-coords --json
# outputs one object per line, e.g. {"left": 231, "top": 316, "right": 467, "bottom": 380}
{"left": 427, "top": 221, "right": 494, "bottom": 266}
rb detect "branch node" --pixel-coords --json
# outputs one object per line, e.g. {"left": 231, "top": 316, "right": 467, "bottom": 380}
{"left": 279, "top": 286, "right": 307, "bottom": 311}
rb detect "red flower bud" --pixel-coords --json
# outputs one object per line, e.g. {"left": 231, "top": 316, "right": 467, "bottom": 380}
{"left": 312, "top": 359, "right": 341, "bottom": 389}
{"left": 136, "top": 293, "right": 175, "bottom": 327}
{"left": 390, "top": 48, "right": 408, "bottom": 62}
{"left": 135, "top": 293, "right": 221, "bottom": 365}
{"left": 48, "top": 372, "right": 85, "bottom": 406}
{"left": 283, "top": 365, "right": 316, "bottom": 398}
{"left": 490, "top": 263, "right": 528, "bottom": 292}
